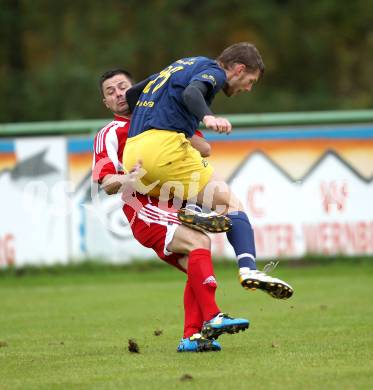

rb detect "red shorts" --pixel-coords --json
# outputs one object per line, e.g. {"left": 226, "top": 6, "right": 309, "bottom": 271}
{"left": 122, "top": 193, "right": 186, "bottom": 273}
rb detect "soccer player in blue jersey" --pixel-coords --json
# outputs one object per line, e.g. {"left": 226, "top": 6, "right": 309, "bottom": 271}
{"left": 124, "top": 42, "right": 293, "bottom": 299}
{"left": 94, "top": 68, "right": 250, "bottom": 353}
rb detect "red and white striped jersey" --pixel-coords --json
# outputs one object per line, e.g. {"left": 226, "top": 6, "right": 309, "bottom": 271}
{"left": 92, "top": 115, "right": 130, "bottom": 183}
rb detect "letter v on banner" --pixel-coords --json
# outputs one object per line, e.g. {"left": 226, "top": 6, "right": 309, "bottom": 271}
{"left": 320, "top": 180, "right": 348, "bottom": 214}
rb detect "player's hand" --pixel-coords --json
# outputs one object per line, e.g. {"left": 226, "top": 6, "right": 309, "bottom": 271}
{"left": 125, "top": 160, "right": 143, "bottom": 183}
{"left": 123, "top": 159, "right": 160, "bottom": 196}
{"left": 202, "top": 115, "right": 232, "bottom": 134}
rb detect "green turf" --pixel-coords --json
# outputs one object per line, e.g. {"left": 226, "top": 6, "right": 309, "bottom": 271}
{"left": 1, "top": 260, "right": 373, "bottom": 389}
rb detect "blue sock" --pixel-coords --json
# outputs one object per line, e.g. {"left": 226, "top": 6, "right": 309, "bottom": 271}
{"left": 226, "top": 211, "right": 257, "bottom": 270}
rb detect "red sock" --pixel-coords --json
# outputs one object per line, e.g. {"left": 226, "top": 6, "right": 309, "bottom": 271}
{"left": 183, "top": 280, "right": 203, "bottom": 338}
{"left": 187, "top": 248, "right": 220, "bottom": 322}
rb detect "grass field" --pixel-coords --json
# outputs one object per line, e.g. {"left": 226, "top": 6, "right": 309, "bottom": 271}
{"left": 1, "top": 259, "right": 373, "bottom": 389}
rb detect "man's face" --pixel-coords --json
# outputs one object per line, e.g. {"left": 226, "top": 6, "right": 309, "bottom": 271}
{"left": 222, "top": 64, "right": 260, "bottom": 97}
{"left": 102, "top": 74, "right": 132, "bottom": 116}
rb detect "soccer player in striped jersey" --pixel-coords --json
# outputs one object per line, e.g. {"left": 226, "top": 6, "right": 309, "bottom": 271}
{"left": 92, "top": 69, "right": 249, "bottom": 352}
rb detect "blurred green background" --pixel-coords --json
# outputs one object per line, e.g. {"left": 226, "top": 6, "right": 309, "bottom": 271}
{"left": 1, "top": 0, "right": 373, "bottom": 123}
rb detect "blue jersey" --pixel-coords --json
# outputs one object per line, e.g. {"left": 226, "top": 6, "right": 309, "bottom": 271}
{"left": 128, "top": 57, "right": 226, "bottom": 138}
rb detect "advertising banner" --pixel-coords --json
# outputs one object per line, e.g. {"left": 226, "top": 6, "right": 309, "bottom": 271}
{"left": 1, "top": 124, "right": 372, "bottom": 266}
{"left": 208, "top": 126, "right": 373, "bottom": 258}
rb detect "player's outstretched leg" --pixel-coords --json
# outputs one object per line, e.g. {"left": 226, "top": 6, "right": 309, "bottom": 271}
{"left": 201, "top": 313, "right": 249, "bottom": 340}
{"left": 239, "top": 268, "right": 294, "bottom": 299}
{"left": 224, "top": 210, "right": 294, "bottom": 299}
{"left": 177, "top": 333, "right": 221, "bottom": 352}
{"left": 177, "top": 207, "right": 232, "bottom": 234}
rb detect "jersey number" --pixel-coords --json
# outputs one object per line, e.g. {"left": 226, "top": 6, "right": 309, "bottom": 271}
{"left": 143, "top": 65, "right": 184, "bottom": 94}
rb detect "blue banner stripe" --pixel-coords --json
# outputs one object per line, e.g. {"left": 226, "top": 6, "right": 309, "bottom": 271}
{"left": 0, "top": 141, "right": 15, "bottom": 153}
{"left": 68, "top": 138, "right": 93, "bottom": 153}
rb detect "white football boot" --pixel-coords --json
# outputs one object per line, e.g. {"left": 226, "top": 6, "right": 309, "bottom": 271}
{"left": 239, "top": 267, "right": 294, "bottom": 299}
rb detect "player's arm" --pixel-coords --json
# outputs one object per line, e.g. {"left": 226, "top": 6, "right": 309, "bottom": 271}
{"left": 101, "top": 162, "right": 142, "bottom": 195}
{"left": 125, "top": 78, "right": 151, "bottom": 113}
{"left": 182, "top": 81, "right": 231, "bottom": 134}
{"left": 189, "top": 133, "right": 211, "bottom": 157}
{"left": 101, "top": 174, "right": 127, "bottom": 195}
{"left": 92, "top": 126, "right": 141, "bottom": 195}
{"left": 182, "top": 81, "right": 213, "bottom": 120}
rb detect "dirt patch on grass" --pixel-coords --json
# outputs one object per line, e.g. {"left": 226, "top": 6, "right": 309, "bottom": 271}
{"left": 128, "top": 339, "right": 140, "bottom": 353}
{"left": 180, "top": 374, "right": 193, "bottom": 381}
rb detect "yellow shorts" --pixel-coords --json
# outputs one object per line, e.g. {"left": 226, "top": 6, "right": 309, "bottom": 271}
{"left": 123, "top": 130, "right": 214, "bottom": 199}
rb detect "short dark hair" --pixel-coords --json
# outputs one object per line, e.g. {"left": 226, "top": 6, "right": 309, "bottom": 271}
{"left": 99, "top": 68, "right": 134, "bottom": 97}
{"left": 217, "top": 42, "right": 265, "bottom": 77}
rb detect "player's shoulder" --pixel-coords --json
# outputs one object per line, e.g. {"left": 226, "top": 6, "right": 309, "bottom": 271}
{"left": 96, "top": 120, "right": 114, "bottom": 137}
{"left": 96, "top": 118, "right": 129, "bottom": 137}
{"left": 175, "top": 56, "right": 217, "bottom": 67}
{"left": 194, "top": 57, "right": 226, "bottom": 81}
{"left": 193, "top": 56, "right": 221, "bottom": 70}
{"left": 196, "top": 56, "right": 217, "bottom": 65}
{"left": 188, "top": 57, "right": 226, "bottom": 89}
{"left": 112, "top": 117, "right": 130, "bottom": 134}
